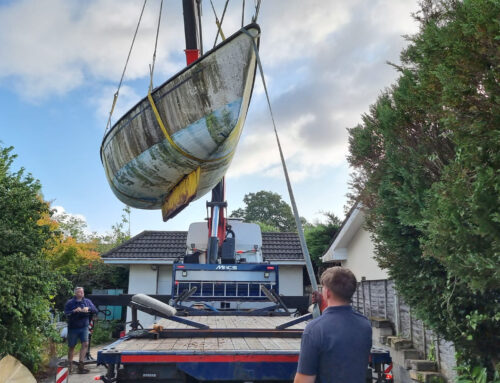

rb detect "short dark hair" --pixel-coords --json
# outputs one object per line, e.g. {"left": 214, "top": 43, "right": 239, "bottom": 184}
{"left": 320, "top": 267, "right": 357, "bottom": 302}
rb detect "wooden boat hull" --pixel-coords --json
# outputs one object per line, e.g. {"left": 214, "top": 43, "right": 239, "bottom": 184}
{"left": 101, "top": 24, "right": 260, "bottom": 214}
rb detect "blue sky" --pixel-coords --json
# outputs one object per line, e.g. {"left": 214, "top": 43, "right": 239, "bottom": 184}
{"left": 0, "top": 0, "right": 419, "bottom": 236}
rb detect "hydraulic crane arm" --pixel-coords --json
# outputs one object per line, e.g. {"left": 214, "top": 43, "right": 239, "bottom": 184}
{"left": 207, "top": 178, "right": 227, "bottom": 263}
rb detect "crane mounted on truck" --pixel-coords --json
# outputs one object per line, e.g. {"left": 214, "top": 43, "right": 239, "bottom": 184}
{"left": 92, "top": 1, "right": 394, "bottom": 382}
{"left": 95, "top": 215, "right": 393, "bottom": 382}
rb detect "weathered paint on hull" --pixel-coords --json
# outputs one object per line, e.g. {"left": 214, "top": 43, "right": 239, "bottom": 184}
{"left": 101, "top": 25, "right": 260, "bottom": 210}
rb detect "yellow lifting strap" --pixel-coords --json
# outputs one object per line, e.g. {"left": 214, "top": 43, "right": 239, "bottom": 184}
{"left": 215, "top": 19, "right": 226, "bottom": 41}
{"left": 147, "top": 91, "right": 234, "bottom": 164}
{"left": 210, "top": 0, "right": 227, "bottom": 45}
{"left": 147, "top": 91, "right": 201, "bottom": 162}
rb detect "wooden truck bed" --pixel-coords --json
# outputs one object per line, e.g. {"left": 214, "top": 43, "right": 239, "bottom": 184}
{"left": 111, "top": 315, "right": 306, "bottom": 353}
{"left": 96, "top": 314, "right": 393, "bottom": 382}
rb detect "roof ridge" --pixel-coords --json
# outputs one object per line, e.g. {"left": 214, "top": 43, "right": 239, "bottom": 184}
{"left": 141, "top": 230, "right": 188, "bottom": 234}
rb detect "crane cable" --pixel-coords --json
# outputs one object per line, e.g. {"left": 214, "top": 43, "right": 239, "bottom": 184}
{"left": 149, "top": 0, "right": 164, "bottom": 93}
{"left": 146, "top": 3, "right": 235, "bottom": 165}
{"left": 241, "top": 28, "right": 321, "bottom": 319}
{"left": 252, "top": 0, "right": 262, "bottom": 23}
{"left": 105, "top": 0, "right": 148, "bottom": 135}
{"left": 211, "top": 0, "right": 229, "bottom": 47}
{"left": 241, "top": 0, "right": 245, "bottom": 27}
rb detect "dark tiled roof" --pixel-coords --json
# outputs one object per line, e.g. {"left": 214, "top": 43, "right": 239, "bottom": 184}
{"left": 101, "top": 231, "right": 188, "bottom": 259}
{"left": 101, "top": 231, "right": 304, "bottom": 261}
{"left": 261, "top": 232, "right": 304, "bottom": 261}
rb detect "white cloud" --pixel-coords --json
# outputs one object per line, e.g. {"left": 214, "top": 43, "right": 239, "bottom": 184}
{"left": 52, "top": 205, "right": 86, "bottom": 222}
{"left": 226, "top": 0, "right": 419, "bottom": 182}
{"left": 51, "top": 205, "right": 112, "bottom": 238}
{"left": 227, "top": 113, "right": 347, "bottom": 181}
{"left": 92, "top": 84, "right": 141, "bottom": 128}
{"left": 0, "top": 0, "right": 417, "bottom": 100}
{"left": 0, "top": 0, "right": 184, "bottom": 101}
{"left": 257, "top": 0, "right": 354, "bottom": 67}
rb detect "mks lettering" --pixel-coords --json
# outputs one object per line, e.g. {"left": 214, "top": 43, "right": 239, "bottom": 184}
{"left": 216, "top": 265, "right": 238, "bottom": 270}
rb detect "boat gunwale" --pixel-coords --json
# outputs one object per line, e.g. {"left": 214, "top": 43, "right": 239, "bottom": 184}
{"left": 100, "top": 23, "right": 261, "bottom": 163}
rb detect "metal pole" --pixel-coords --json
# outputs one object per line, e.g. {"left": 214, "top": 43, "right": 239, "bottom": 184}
{"left": 208, "top": 205, "right": 220, "bottom": 264}
{"left": 196, "top": 0, "right": 203, "bottom": 55}
{"left": 435, "top": 335, "right": 441, "bottom": 369}
{"left": 211, "top": 206, "right": 220, "bottom": 237}
{"left": 384, "top": 279, "right": 388, "bottom": 319}
{"left": 245, "top": 29, "right": 320, "bottom": 318}
{"left": 182, "top": 0, "right": 201, "bottom": 50}
{"left": 423, "top": 322, "right": 427, "bottom": 359}
{"left": 131, "top": 306, "right": 138, "bottom": 331}
{"left": 409, "top": 307, "right": 413, "bottom": 342}
{"left": 361, "top": 280, "right": 366, "bottom": 316}
{"left": 368, "top": 280, "right": 372, "bottom": 318}
{"left": 357, "top": 283, "right": 360, "bottom": 311}
{"left": 394, "top": 292, "right": 401, "bottom": 336}
{"left": 241, "top": 0, "right": 245, "bottom": 27}
{"left": 273, "top": 133, "right": 319, "bottom": 318}
{"left": 182, "top": 0, "right": 201, "bottom": 64}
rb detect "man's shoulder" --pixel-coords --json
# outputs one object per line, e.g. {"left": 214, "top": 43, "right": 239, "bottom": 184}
{"left": 83, "top": 298, "right": 96, "bottom": 308}
{"left": 351, "top": 309, "right": 372, "bottom": 325}
{"left": 65, "top": 297, "right": 76, "bottom": 306}
{"left": 304, "top": 312, "right": 330, "bottom": 334}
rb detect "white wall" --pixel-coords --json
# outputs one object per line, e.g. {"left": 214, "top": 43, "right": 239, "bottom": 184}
{"left": 278, "top": 266, "right": 303, "bottom": 296}
{"left": 157, "top": 265, "right": 173, "bottom": 294}
{"left": 342, "top": 227, "right": 388, "bottom": 281}
{"left": 128, "top": 264, "right": 157, "bottom": 294}
{"left": 127, "top": 264, "right": 159, "bottom": 329}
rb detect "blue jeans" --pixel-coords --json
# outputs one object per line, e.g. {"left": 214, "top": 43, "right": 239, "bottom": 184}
{"left": 67, "top": 327, "right": 89, "bottom": 348}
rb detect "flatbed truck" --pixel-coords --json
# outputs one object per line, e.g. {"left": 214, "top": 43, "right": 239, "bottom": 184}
{"left": 94, "top": 225, "right": 393, "bottom": 382}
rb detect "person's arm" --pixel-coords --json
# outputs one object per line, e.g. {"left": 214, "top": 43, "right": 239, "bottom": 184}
{"left": 64, "top": 300, "right": 75, "bottom": 316}
{"left": 311, "top": 290, "right": 327, "bottom": 313}
{"left": 86, "top": 299, "right": 98, "bottom": 314}
{"left": 294, "top": 372, "right": 317, "bottom": 383}
{"left": 296, "top": 330, "right": 320, "bottom": 382}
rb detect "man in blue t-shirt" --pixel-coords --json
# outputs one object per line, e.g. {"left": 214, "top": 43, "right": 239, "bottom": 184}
{"left": 64, "top": 286, "right": 97, "bottom": 374}
{"left": 294, "top": 267, "right": 372, "bottom": 383}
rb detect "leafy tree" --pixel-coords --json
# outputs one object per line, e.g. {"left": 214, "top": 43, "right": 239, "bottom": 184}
{"left": 255, "top": 221, "right": 280, "bottom": 233}
{"left": 47, "top": 207, "right": 130, "bottom": 309}
{"left": 347, "top": 0, "right": 499, "bottom": 372}
{"left": 305, "top": 212, "right": 341, "bottom": 268}
{"left": 43, "top": 212, "right": 100, "bottom": 278}
{"left": 90, "top": 205, "right": 131, "bottom": 253}
{"left": 71, "top": 260, "right": 129, "bottom": 294}
{"left": 231, "top": 191, "right": 297, "bottom": 232}
{"left": 52, "top": 210, "right": 88, "bottom": 242}
{"left": 44, "top": 223, "right": 100, "bottom": 275}
{"left": 0, "top": 146, "right": 64, "bottom": 371}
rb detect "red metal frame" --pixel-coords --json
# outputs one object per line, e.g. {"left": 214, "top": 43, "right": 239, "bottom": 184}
{"left": 121, "top": 354, "right": 299, "bottom": 363}
{"left": 207, "top": 178, "right": 227, "bottom": 255}
{"left": 184, "top": 49, "right": 200, "bottom": 65}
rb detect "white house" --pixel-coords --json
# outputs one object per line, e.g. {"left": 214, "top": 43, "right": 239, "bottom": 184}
{"left": 101, "top": 229, "right": 306, "bottom": 327}
{"left": 322, "top": 204, "right": 388, "bottom": 281}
